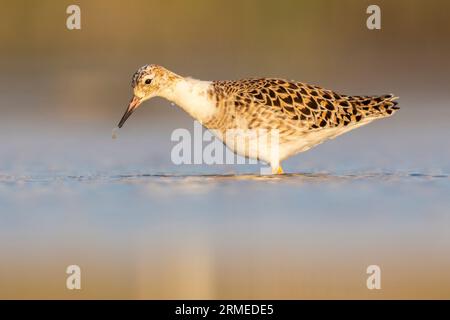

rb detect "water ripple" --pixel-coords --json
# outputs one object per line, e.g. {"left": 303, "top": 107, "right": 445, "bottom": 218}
{"left": 0, "top": 171, "right": 448, "bottom": 185}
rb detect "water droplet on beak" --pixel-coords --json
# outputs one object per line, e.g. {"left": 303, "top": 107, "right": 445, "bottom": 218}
{"left": 112, "top": 127, "right": 119, "bottom": 139}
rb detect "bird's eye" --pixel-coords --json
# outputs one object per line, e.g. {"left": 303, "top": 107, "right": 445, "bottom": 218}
{"left": 145, "top": 78, "right": 152, "bottom": 85}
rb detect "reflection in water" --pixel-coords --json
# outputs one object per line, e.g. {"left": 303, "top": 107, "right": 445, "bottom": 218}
{"left": 135, "top": 235, "right": 215, "bottom": 299}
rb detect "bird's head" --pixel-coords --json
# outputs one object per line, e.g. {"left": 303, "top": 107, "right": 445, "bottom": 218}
{"left": 117, "top": 64, "right": 179, "bottom": 128}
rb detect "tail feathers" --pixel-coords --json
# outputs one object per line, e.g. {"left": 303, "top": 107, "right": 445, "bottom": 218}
{"left": 349, "top": 94, "right": 400, "bottom": 118}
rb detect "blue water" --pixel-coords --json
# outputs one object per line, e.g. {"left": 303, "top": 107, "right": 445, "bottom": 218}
{"left": 0, "top": 105, "right": 449, "bottom": 298}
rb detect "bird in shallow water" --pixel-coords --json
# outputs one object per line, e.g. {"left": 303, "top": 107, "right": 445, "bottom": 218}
{"left": 117, "top": 64, "right": 399, "bottom": 174}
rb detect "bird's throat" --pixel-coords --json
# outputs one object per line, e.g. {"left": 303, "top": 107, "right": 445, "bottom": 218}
{"left": 164, "top": 77, "right": 217, "bottom": 124}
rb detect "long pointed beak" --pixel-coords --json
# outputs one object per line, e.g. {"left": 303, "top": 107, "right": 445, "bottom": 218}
{"left": 118, "top": 96, "right": 142, "bottom": 128}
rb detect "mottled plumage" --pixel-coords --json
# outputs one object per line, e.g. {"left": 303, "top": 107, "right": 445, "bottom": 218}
{"left": 209, "top": 78, "right": 398, "bottom": 131}
{"left": 118, "top": 65, "right": 400, "bottom": 174}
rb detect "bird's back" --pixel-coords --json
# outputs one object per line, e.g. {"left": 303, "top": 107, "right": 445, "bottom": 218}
{"left": 205, "top": 78, "right": 400, "bottom": 161}
{"left": 209, "top": 78, "right": 399, "bottom": 131}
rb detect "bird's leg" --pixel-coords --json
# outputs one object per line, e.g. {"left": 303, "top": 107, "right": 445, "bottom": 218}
{"left": 270, "top": 161, "right": 284, "bottom": 175}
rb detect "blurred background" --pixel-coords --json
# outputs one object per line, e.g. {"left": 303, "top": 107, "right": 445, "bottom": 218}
{"left": 0, "top": 0, "right": 449, "bottom": 299}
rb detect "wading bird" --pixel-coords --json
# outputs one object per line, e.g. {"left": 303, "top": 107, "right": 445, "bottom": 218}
{"left": 117, "top": 65, "right": 399, "bottom": 174}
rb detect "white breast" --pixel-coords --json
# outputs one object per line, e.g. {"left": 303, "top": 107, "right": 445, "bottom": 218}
{"left": 170, "top": 78, "right": 217, "bottom": 124}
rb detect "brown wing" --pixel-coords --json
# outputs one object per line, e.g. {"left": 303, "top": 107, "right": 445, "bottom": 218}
{"left": 213, "top": 78, "right": 399, "bottom": 130}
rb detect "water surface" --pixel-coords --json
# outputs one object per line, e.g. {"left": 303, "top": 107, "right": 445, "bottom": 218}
{"left": 1, "top": 169, "right": 449, "bottom": 299}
